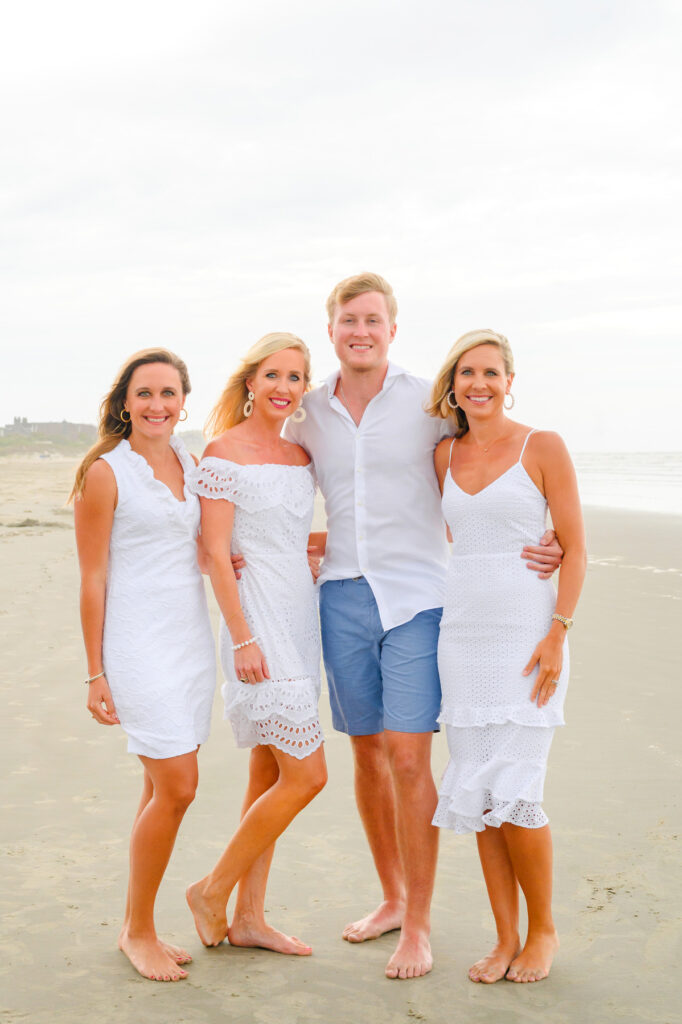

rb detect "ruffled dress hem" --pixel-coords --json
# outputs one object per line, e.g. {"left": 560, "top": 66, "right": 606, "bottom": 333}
{"left": 433, "top": 722, "right": 553, "bottom": 833}
{"left": 438, "top": 703, "right": 565, "bottom": 729}
{"left": 433, "top": 788, "right": 549, "bottom": 834}
{"left": 222, "top": 675, "right": 324, "bottom": 759}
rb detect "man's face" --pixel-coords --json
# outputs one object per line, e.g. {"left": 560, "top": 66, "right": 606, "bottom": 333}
{"left": 328, "top": 291, "right": 396, "bottom": 373}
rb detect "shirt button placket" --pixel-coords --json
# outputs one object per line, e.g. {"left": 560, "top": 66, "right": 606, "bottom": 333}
{"left": 355, "top": 434, "right": 367, "bottom": 575}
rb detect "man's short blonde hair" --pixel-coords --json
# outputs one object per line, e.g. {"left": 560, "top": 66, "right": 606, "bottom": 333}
{"left": 326, "top": 272, "right": 397, "bottom": 324}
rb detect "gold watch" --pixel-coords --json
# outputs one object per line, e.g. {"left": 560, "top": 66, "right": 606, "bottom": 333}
{"left": 551, "top": 613, "right": 573, "bottom": 630}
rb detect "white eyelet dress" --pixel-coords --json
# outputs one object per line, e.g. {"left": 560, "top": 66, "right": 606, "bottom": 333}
{"left": 99, "top": 437, "right": 216, "bottom": 759}
{"left": 433, "top": 430, "right": 568, "bottom": 833}
{"left": 189, "top": 458, "right": 323, "bottom": 760}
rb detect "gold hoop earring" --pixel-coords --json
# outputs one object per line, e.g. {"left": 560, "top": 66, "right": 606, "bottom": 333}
{"left": 447, "top": 391, "right": 459, "bottom": 410}
{"left": 178, "top": 409, "right": 188, "bottom": 422}
{"left": 120, "top": 409, "right": 131, "bottom": 423}
{"left": 504, "top": 393, "right": 515, "bottom": 410}
{"left": 290, "top": 406, "right": 306, "bottom": 422}
{"left": 243, "top": 391, "right": 255, "bottom": 418}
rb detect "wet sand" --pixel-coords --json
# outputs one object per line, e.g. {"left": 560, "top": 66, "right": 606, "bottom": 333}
{"left": 1, "top": 456, "right": 680, "bottom": 1023}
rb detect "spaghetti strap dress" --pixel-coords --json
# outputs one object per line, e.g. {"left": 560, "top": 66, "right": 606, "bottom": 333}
{"left": 189, "top": 458, "right": 323, "bottom": 760}
{"left": 433, "top": 430, "right": 568, "bottom": 833}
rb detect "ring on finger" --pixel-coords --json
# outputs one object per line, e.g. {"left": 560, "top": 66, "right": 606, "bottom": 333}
{"left": 550, "top": 679, "right": 559, "bottom": 685}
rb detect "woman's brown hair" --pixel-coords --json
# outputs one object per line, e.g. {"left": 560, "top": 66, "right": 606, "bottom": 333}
{"left": 70, "top": 348, "right": 190, "bottom": 501}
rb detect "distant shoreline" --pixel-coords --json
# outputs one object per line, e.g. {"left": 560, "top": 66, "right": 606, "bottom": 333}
{"left": 2, "top": 443, "right": 680, "bottom": 518}
{"left": 0, "top": 429, "right": 207, "bottom": 458}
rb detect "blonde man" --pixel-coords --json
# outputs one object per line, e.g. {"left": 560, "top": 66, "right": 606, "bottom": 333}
{"left": 286, "top": 272, "right": 562, "bottom": 979}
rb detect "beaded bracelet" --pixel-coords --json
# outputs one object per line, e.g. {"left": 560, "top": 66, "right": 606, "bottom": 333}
{"left": 231, "top": 635, "right": 259, "bottom": 651}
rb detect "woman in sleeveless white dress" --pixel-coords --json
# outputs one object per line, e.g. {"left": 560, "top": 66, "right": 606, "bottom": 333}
{"left": 185, "top": 333, "right": 327, "bottom": 957}
{"left": 428, "top": 330, "right": 585, "bottom": 985}
{"left": 73, "top": 350, "right": 216, "bottom": 984}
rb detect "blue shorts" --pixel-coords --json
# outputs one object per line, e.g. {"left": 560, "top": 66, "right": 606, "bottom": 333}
{"left": 319, "top": 577, "right": 442, "bottom": 736}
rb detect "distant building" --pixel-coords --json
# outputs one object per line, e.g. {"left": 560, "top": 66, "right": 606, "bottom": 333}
{"left": 0, "top": 417, "right": 97, "bottom": 441}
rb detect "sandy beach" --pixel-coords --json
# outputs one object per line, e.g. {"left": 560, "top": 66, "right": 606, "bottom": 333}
{"left": 1, "top": 454, "right": 680, "bottom": 1024}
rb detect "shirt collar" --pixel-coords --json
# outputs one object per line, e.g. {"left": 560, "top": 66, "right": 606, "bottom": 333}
{"left": 325, "top": 361, "right": 408, "bottom": 400}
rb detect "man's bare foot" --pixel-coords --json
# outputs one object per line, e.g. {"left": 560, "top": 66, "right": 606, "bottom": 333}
{"left": 342, "top": 900, "right": 405, "bottom": 943}
{"left": 186, "top": 881, "right": 228, "bottom": 947}
{"left": 119, "top": 926, "right": 192, "bottom": 965}
{"left": 118, "top": 931, "right": 188, "bottom": 981}
{"left": 506, "top": 929, "right": 559, "bottom": 983}
{"left": 468, "top": 938, "right": 520, "bottom": 983}
{"left": 228, "top": 917, "right": 312, "bottom": 956}
{"left": 385, "top": 927, "right": 432, "bottom": 980}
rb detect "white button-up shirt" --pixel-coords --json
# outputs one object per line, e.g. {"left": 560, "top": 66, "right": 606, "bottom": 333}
{"left": 285, "top": 362, "right": 450, "bottom": 631}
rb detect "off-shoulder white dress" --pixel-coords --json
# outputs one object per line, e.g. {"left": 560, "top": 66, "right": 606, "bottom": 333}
{"left": 189, "top": 458, "right": 323, "bottom": 759}
{"left": 100, "top": 437, "right": 216, "bottom": 759}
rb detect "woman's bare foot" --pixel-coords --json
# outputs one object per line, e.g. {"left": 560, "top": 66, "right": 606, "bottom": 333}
{"left": 506, "top": 929, "right": 559, "bottom": 983}
{"left": 385, "top": 926, "right": 432, "bottom": 980}
{"left": 228, "top": 917, "right": 312, "bottom": 955}
{"left": 162, "top": 942, "right": 193, "bottom": 965}
{"left": 119, "top": 926, "right": 192, "bottom": 965}
{"left": 118, "top": 931, "right": 188, "bottom": 981}
{"left": 186, "top": 881, "right": 228, "bottom": 947}
{"left": 342, "top": 899, "right": 405, "bottom": 943}
{"left": 468, "top": 938, "right": 520, "bottom": 983}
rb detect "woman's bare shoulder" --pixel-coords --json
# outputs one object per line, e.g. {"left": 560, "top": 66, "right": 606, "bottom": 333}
{"left": 434, "top": 435, "right": 456, "bottom": 463}
{"left": 280, "top": 438, "right": 311, "bottom": 466}
{"left": 527, "top": 430, "right": 569, "bottom": 457}
{"left": 201, "top": 431, "right": 243, "bottom": 462}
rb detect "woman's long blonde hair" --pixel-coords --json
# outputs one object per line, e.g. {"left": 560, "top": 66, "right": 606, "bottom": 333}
{"left": 205, "top": 332, "right": 312, "bottom": 438}
{"left": 426, "top": 329, "right": 514, "bottom": 438}
{"left": 70, "top": 348, "right": 191, "bottom": 501}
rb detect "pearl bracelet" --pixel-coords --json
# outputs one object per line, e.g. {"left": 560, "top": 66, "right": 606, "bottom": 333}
{"left": 231, "top": 635, "right": 259, "bottom": 651}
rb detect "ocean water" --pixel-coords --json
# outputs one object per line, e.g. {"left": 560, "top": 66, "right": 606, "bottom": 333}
{"left": 572, "top": 451, "right": 682, "bottom": 516}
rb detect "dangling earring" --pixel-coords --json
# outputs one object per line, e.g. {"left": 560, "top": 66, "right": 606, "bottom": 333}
{"left": 243, "top": 391, "right": 255, "bottom": 417}
{"left": 504, "top": 393, "right": 515, "bottom": 410}
{"left": 120, "top": 408, "right": 131, "bottom": 422}
{"left": 447, "top": 391, "right": 459, "bottom": 410}
{"left": 290, "top": 406, "right": 306, "bottom": 423}
{"left": 178, "top": 409, "right": 188, "bottom": 422}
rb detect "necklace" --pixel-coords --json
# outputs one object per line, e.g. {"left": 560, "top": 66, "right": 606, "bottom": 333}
{"left": 471, "top": 430, "right": 511, "bottom": 454}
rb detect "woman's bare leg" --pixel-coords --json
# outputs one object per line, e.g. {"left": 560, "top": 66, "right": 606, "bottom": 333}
{"left": 227, "top": 747, "right": 312, "bottom": 954}
{"left": 186, "top": 744, "right": 327, "bottom": 946}
{"left": 469, "top": 825, "right": 521, "bottom": 982}
{"left": 119, "top": 768, "right": 192, "bottom": 965}
{"left": 502, "top": 823, "right": 558, "bottom": 982}
{"left": 118, "top": 751, "right": 199, "bottom": 981}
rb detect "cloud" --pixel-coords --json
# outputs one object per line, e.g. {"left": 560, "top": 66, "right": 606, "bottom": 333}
{"left": 1, "top": 1, "right": 681, "bottom": 450}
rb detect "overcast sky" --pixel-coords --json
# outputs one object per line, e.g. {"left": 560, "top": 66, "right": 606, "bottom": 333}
{"left": 1, "top": 0, "right": 680, "bottom": 451}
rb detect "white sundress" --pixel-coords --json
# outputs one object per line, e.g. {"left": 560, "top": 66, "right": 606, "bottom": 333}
{"left": 189, "top": 458, "right": 323, "bottom": 760}
{"left": 433, "top": 430, "right": 569, "bottom": 833}
{"left": 100, "top": 437, "right": 216, "bottom": 759}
